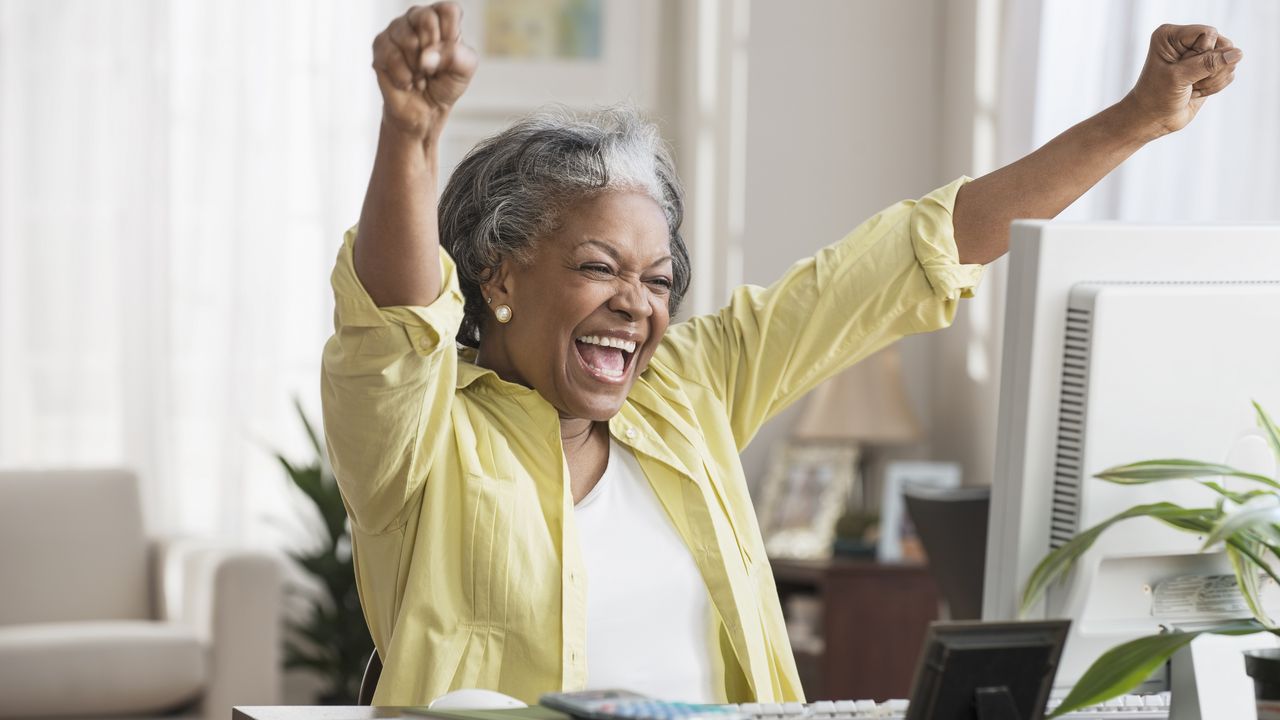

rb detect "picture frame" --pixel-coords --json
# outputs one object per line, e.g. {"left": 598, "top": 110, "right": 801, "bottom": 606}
{"left": 449, "top": 0, "right": 659, "bottom": 113}
{"left": 877, "top": 460, "right": 963, "bottom": 563}
{"left": 758, "top": 443, "right": 858, "bottom": 560}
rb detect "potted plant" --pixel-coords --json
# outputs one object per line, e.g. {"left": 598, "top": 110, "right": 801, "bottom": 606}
{"left": 1022, "top": 401, "right": 1280, "bottom": 717}
{"left": 275, "top": 399, "right": 375, "bottom": 704}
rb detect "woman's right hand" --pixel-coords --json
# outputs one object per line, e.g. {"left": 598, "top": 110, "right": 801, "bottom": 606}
{"left": 372, "top": 2, "right": 478, "bottom": 141}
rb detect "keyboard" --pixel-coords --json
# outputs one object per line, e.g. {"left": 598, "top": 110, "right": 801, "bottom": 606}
{"left": 719, "top": 692, "right": 1171, "bottom": 719}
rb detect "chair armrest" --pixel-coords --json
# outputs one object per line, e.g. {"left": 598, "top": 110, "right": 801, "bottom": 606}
{"left": 151, "top": 538, "right": 283, "bottom": 720}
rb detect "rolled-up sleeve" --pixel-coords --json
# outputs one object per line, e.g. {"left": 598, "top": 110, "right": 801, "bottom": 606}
{"left": 655, "top": 177, "right": 984, "bottom": 449}
{"left": 320, "top": 228, "right": 464, "bottom": 534}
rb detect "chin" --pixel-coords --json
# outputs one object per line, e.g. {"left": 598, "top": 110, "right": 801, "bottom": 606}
{"left": 565, "top": 388, "right": 629, "bottom": 422}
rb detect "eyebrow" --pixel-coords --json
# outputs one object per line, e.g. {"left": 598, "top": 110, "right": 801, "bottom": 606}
{"left": 576, "top": 239, "right": 673, "bottom": 269}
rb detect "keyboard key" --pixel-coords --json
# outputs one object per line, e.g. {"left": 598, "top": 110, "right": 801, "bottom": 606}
{"left": 833, "top": 702, "right": 858, "bottom": 714}
{"left": 810, "top": 701, "right": 836, "bottom": 715}
{"left": 781, "top": 704, "right": 805, "bottom": 715}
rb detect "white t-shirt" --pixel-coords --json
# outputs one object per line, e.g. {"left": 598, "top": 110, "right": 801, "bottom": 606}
{"left": 574, "top": 439, "right": 717, "bottom": 703}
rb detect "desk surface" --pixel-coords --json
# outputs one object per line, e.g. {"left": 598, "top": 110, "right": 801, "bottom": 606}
{"left": 234, "top": 709, "right": 409, "bottom": 720}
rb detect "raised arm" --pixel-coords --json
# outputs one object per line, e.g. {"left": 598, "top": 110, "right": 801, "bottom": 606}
{"left": 953, "top": 24, "right": 1243, "bottom": 265}
{"left": 356, "top": 2, "right": 477, "bottom": 307}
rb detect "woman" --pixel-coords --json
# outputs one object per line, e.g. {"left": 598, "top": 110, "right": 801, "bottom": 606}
{"left": 321, "top": 3, "right": 1241, "bottom": 706}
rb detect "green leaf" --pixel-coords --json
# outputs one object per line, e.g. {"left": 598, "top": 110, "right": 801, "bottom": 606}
{"left": 1049, "top": 622, "right": 1263, "bottom": 717}
{"left": 1255, "top": 401, "right": 1280, "bottom": 465}
{"left": 1095, "top": 459, "right": 1280, "bottom": 491}
{"left": 1227, "top": 531, "right": 1280, "bottom": 591}
{"left": 1201, "top": 481, "right": 1272, "bottom": 506}
{"left": 1021, "top": 503, "right": 1212, "bottom": 615}
{"left": 295, "top": 396, "right": 327, "bottom": 462}
{"left": 1203, "top": 501, "right": 1280, "bottom": 550}
{"left": 1227, "top": 542, "right": 1272, "bottom": 628}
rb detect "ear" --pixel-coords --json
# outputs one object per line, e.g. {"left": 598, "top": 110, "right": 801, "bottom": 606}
{"left": 479, "top": 258, "right": 516, "bottom": 306}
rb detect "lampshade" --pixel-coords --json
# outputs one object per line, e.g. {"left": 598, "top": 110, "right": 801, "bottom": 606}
{"left": 790, "top": 345, "right": 922, "bottom": 445}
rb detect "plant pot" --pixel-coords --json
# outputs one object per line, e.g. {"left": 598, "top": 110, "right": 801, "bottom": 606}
{"left": 1245, "top": 648, "right": 1280, "bottom": 719}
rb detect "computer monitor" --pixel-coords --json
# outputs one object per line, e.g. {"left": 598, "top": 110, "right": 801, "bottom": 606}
{"left": 906, "top": 620, "right": 1069, "bottom": 720}
{"left": 981, "top": 221, "right": 1280, "bottom": 691}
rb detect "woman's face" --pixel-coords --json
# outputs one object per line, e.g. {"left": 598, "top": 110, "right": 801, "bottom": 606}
{"left": 482, "top": 190, "right": 674, "bottom": 422}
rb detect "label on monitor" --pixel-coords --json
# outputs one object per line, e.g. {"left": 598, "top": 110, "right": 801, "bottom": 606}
{"left": 1151, "top": 574, "right": 1250, "bottom": 617}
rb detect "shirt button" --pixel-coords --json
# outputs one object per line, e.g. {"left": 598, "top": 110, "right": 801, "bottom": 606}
{"left": 625, "top": 427, "right": 638, "bottom": 439}
{"left": 418, "top": 336, "right": 430, "bottom": 350}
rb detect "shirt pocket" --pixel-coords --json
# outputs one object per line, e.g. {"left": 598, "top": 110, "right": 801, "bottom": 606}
{"left": 460, "top": 472, "right": 517, "bottom": 627}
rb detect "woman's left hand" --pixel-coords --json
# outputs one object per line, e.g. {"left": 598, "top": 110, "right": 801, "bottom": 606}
{"left": 1122, "top": 23, "right": 1243, "bottom": 141}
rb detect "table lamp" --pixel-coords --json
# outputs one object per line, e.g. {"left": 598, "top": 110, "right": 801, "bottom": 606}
{"left": 790, "top": 345, "right": 923, "bottom": 550}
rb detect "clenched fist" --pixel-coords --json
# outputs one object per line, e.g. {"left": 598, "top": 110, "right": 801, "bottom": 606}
{"left": 372, "top": 2, "right": 478, "bottom": 140}
{"left": 1123, "top": 24, "right": 1243, "bottom": 139}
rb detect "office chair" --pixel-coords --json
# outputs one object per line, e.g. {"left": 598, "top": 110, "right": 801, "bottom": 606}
{"left": 358, "top": 649, "right": 382, "bottom": 706}
{"left": 902, "top": 484, "right": 990, "bottom": 620}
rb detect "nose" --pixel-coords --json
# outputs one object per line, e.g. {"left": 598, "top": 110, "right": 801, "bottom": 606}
{"left": 607, "top": 277, "right": 653, "bottom": 321}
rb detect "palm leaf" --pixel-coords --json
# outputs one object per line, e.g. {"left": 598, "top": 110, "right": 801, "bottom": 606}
{"left": 1095, "top": 459, "right": 1280, "bottom": 490}
{"left": 295, "top": 397, "right": 327, "bottom": 463}
{"left": 274, "top": 397, "right": 373, "bottom": 704}
{"left": 1049, "top": 622, "right": 1263, "bottom": 717}
{"left": 1255, "top": 400, "right": 1280, "bottom": 464}
{"left": 1201, "top": 481, "right": 1272, "bottom": 506}
{"left": 1227, "top": 543, "right": 1272, "bottom": 628}
{"left": 1021, "top": 503, "right": 1212, "bottom": 615}
{"left": 1203, "top": 501, "right": 1280, "bottom": 550}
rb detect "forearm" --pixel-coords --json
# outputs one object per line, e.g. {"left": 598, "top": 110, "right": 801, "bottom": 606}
{"left": 353, "top": 121, "right": 444, "bottom": 308}
{"left": 952, "top": 100, "right": 1162, "bottom": 265}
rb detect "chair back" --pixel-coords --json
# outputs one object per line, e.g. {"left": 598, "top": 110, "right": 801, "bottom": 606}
{"left": 903, "top": 484, "right": 990, "bottom": 620}
{"left": 0, "top": 468, "right": 151, "bottom": 625}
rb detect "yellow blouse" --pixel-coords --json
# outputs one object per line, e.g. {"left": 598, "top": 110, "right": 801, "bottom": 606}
{"left": 320, "top": 177, "right": 983, "bottom": 706}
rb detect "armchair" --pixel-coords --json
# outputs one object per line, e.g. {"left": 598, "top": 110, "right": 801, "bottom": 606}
{"left": 0, "top": 468, "right": 282, "bottom": 720}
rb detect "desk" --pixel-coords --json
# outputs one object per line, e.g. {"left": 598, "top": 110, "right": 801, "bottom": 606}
{"left": 234, "top": 710, "right": 404, "bottom": 720}
{"left": 770, "top": 557, "right": 939, "bottom": 701}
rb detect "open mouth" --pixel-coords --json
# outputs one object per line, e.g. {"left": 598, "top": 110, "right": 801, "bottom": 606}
{"left": 574, "top": 335, "right": 638, "bottom": 384}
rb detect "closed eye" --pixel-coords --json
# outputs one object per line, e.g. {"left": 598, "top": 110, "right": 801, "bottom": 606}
{"left": 581, "top": 263, "right": 613, "bottom": 276}
{"left": 647, "top": 277, "right": 673, "bottom": 291}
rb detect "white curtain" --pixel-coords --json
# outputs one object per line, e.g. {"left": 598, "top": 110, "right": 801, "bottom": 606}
{"left": 1024, "top": 0, "right": 1280, "bottom": 221}
{"left": 0, "top": 0, "right": 404, "bottom": 540}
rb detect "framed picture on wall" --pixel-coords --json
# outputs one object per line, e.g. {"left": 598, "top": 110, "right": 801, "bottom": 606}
{"left": 450, "top": 0, "right": 659, "bottom": 113}
{"left": 757, "top": 444, "right": 858, "bottom": 560}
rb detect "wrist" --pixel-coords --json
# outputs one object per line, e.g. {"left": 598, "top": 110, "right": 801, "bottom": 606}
{"left": 379, "top": 108, "right": 450, "bottom": 150}
{"left": 1111, "top": 94, "right": 1174, "bottom": 145}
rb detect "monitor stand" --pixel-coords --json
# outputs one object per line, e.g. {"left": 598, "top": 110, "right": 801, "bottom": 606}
{"left": 973, "top": 686, "right": 1022, "bottom": 720}
{"left": 1169, "top": 629, "right": 1279, "bottom": 720}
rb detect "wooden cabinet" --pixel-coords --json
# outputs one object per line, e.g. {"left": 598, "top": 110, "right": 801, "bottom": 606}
{"left": 770, "top": 557, "right": 939, "bottom": 702}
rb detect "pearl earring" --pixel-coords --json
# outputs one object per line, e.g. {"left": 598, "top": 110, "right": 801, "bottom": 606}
{"left": 495, "top": 304, "right": 512, "bottom": 323}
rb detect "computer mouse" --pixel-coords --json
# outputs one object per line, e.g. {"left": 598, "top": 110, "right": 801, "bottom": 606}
{"left": 428, "top": 688, "right": 529, "bottom": 710}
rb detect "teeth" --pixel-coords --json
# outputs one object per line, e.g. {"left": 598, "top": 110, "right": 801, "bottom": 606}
{"left": 575, "top": 335, "right": 637, "bottom": 353}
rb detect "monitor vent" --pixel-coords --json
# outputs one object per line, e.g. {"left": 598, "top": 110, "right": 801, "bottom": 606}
{"left": 1051, "top": 307, "right": 1092, "bottom": 550}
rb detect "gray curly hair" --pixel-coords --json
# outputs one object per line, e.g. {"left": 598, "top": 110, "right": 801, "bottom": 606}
{"left": 439, "top": 105, "right": 690, "bottom": 348}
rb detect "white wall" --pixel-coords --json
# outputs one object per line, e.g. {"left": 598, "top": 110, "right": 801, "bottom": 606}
{"left": 734, "top": 0, "right": 954, "bottom": 493}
